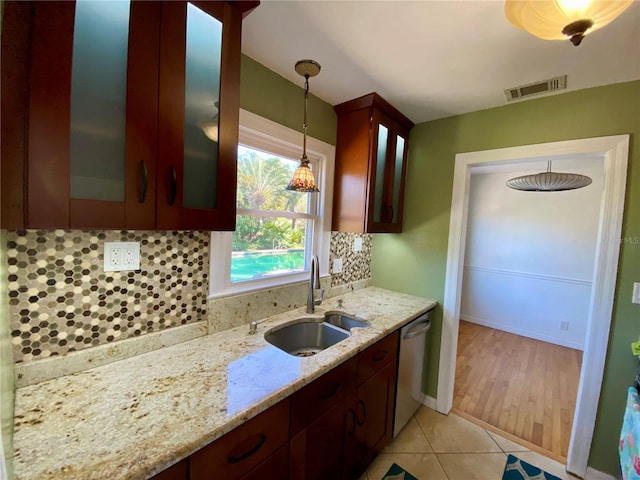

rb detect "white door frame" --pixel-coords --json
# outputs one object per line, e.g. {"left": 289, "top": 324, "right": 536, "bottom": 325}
{"left": 436, "top": 135, "right": 629, "bottom": 477}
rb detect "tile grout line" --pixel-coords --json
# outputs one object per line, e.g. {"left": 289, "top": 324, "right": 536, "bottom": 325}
{"left": 412, "top": 412, "right": 452, "bottom": 480}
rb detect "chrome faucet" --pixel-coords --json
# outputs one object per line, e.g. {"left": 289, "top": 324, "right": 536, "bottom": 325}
{"left": 307, "top": 254, "right": 324, "bottom": 313}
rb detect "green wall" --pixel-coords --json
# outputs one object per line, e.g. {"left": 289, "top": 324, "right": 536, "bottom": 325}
{"left": 240, "top": 54, "right": 337, "bottom": 146}
{"left": 372, "top": 80, "right": 640, "bottom": 474}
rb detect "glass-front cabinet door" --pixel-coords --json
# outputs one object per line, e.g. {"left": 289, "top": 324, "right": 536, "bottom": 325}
{"left": 156, "top": 1, "right": 240, "bottom": 231}
{"left": 17, "top": 0, "right": 250, "bottom": 230}
{"left": 369, "top": 111, "right": 409, "bottom": 233}
{"left": 27, "top": 0, "right": 160, "bottom": 229}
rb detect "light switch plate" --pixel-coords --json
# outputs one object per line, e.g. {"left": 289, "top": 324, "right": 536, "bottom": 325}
{"left": 104, "top": 242, "right": 140, "bottom": 272}
{"left": 633, "top": 282, "right": 640, "bottom": 304}
{"left": 333, "top": 258, "right": 343, "bottom": 274}
{"left": 353, "top": 237, "right": 363, "bottom": 252}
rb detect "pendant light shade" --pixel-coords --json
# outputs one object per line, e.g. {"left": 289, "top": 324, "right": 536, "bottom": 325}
{"left": 505, "top": 0, "right": 633, "bottom": 46}
{"left": 506, "top": 161, "right": 592, "bottom": 191}
{"left": 286, "top": 59, "right": 321, "bottom": 193}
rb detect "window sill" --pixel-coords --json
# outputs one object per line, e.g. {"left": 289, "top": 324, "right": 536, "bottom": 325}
{"left": 208, "top": 272, "right": 331, "bottom": 300}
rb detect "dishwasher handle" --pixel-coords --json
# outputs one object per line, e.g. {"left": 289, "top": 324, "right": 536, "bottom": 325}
{"left": 402, "top": 320, "right": 431, "bottom": 340}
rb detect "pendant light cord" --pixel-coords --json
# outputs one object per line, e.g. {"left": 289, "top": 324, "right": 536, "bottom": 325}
{"left": 301, "top": 75, "right": 309, "bottom": 162}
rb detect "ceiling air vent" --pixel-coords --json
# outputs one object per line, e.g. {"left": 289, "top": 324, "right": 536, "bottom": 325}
{"left": 504, "top": 75, "right": 567, "bottom": 101}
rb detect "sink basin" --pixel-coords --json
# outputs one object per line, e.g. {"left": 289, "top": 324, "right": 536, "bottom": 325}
{"left": 265, "top": 321, "right": 350, "bottom": 357}
{"left": 324, "top": 313, "right": 369, "bottom": 331}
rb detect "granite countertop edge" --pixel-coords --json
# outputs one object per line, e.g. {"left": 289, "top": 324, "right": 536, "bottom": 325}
{"left": 12, "top": 287, "right": 437, "bottom": 480}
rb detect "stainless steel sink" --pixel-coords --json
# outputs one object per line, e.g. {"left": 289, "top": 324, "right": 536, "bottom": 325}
{"left": 324, "top": 312, "right": 369, "bottom": 331}
{"left": 265, "top": 320, "right": 350, "bottom": 357}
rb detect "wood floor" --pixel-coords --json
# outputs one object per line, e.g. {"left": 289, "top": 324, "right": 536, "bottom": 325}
{"left": 453, "top": 320, "right": 583, "bottom": 460}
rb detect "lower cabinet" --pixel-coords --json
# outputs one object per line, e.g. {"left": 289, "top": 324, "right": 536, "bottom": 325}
{"left": 190, "top": 399, "right": 291, "bottom": 480}
{"left": 292, "top": 332, "right": 399, "bottom": 480}
{"left": 348, "top": 361, "right": 397, "bottom": 479}
{"left": 150, "top": 331, "right": 400, "bottom": 480}
{"left": 290, "top": 390, "right": 356, "bottom": 480}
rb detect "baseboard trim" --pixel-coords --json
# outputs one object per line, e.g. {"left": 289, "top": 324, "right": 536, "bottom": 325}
{"left": 584, "top": 467, "right": 617, "bottom": 480}
{"left": 460, "top": 315, "right": 585, "bottom": 351}
{"left": 419, "top": 394, "right": 437, "bottom": 410}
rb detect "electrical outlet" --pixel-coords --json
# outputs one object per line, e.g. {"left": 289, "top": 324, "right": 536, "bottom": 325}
{"left": 332, "top": 258, "right": 343, "bottom": 274}
{"left": 560, "top": 321, "right": 569, "bottom": 331}
{"left": 633, "top": 282, "right": 640, "bottom": 305}
{"left": 353, "top": 237, "right": 363, "bottom": 252}
{"left": 104, "top": 242, "right": 140, "bottom": 272}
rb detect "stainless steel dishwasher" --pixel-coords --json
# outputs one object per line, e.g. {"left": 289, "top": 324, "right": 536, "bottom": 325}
{"left": 393, "top": 308, "right": 433, "bottom": 437}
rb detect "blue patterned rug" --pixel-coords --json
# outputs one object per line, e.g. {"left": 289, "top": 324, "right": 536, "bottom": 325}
{"left": 502, "top": 454, "right": 563, "bottom": 480}
{"left": 381, "top": 463, "right": 418, "bottom": 480}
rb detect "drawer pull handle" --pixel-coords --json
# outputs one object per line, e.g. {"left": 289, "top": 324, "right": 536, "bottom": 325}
{"left": 139, "top": 160, "right": 148, "bottom": 203}
{"left": 227, "top": 433, "right": 267, "bottom": 464}
{"left": 319, "top": 382, "right": 340, "bottom": 400}
{"left": 346, "top": 408, "right": 356, "bottom": 435}
{"left": 372, "top": 350, "right": 388, "bottom": 362}
{"left": 356, "top": 400, "right": 366, "bottom": 426}
{"left": 168, "top": 165, "right": 177, "bottom": 206}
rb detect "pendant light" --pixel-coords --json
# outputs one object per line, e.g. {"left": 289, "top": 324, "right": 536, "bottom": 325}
{"left": 506, "top": 161, "right": 592, "bottom": 191}
{"left": 286, "top": 59, "right": 321, "bottom": 192}
{"left": 505, "top": 0, "right": 633, "bottom": 46}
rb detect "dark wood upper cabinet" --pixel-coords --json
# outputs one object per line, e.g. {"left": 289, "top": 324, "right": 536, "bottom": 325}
{"left": 0, "top": 0, "right": 258, "bottom": 230}
{"left": 332, "top": 93, "right": 414, "bottom": 233}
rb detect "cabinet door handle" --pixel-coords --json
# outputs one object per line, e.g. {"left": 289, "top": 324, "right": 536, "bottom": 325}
{"left": 356, "top": 400, "right": 366, "bottom": 426}
{"left": 139, "top": 160, "right": 148, "bottom": 203}
{"left": 168, "top": 165, "right": 177, "bottom": 206}
{"left": 346, "top": 408, "right": 356, "bottom": 435}
{"left": 319, "top": 382, "right": 340, "bottom": 400}
{"left": 372, "top": 350, "right": 388, "bottom": 362}
{"left": 227, "top": 433, "right": 267, "bottom": 464}
{"left": 388, "top": 205, "right": 394, "bottom": 223}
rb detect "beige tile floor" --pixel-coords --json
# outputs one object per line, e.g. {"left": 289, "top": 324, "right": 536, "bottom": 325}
{"left": 361, "top": 406, "right": 579, "bottom": 480}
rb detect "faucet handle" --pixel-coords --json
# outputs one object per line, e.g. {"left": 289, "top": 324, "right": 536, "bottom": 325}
{"left": 313, "top": 288, "right": 325, "bottom": 305}
{"left": 337, "top": 297, "right": 344, "bottom": 310}
{"left": 249, "top": 321, "right": 258, "bottom": 335}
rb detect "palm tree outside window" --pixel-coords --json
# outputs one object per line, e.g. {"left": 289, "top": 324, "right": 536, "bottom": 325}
{"left": 232, "top": 145, "right": 319, "bottom": 283}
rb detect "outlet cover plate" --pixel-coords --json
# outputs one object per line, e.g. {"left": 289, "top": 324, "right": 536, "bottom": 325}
{"left": 104, "top": 242, "right": 140, "bottom": 272}
{"left": 353, "top": 237, "right": 363, "bottom": 252}
{"left": 633, "top": 282, "right": 640, "bottom": 304}
{"left": 333, "top": 258, "right": 343, "bottom": 274}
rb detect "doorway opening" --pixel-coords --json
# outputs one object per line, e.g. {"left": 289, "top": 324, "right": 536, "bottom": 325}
{"left": 436, "top": 135, "right": 629, "bottom": 477}
{"left": 451, "top": 155, "right": 603, "bottom": 461}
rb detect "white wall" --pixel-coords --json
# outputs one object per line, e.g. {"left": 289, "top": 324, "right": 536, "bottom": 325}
{"left": 461, "top": 156, "right": 605, "bottom": 350}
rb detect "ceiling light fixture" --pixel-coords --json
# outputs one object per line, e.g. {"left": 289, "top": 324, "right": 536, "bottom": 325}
{"left": 199, "top": 101, "right": 219, "bottom": 143}
{"left": 506, "top": 161, "right": 592, "bottom": 191}
{"left": 286, "top": 59, "right": 321, "bottom": 192}
{"left": 505, "top": 0, "right": 633, "bottom": 46}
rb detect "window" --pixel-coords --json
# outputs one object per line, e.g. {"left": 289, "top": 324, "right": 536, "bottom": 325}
{"left": 210, "top": 110, "right": 334, "bottom": 297}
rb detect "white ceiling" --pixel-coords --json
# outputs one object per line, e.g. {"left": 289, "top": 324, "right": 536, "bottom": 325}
{"left": 242, "top": 0, "right": 640, "bottom": 124}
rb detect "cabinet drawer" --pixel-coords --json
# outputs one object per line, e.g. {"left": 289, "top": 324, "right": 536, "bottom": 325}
{"left": 239, "top": 443, "right": 289, "bottom": 480}
{"left": 190, "top": 399, "right": 290, "bottom": 480}
{"left": 358, "top": 331, "right": 399, "bottom": 384}
{"left": 290, "top": 355, "right": 358, "bottom": 435}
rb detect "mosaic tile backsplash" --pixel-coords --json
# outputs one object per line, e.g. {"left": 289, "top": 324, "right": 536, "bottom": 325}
{"left": 6, "top": 230, "right": 371, "bottom": 365}
{"left": 7, "top": 230, "right": 209, "bottom": 363}
{"left": 329, "top": 232, "right": 372, "bottom": 286}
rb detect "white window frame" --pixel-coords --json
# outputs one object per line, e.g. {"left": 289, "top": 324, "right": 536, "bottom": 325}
{"left": 209, "top": 109, "right": 335, "bottom": 298}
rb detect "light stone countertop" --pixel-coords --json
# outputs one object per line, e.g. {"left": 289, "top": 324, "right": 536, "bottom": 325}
{"left": 12, "top": 287, "right": 436, "bottom": 480}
